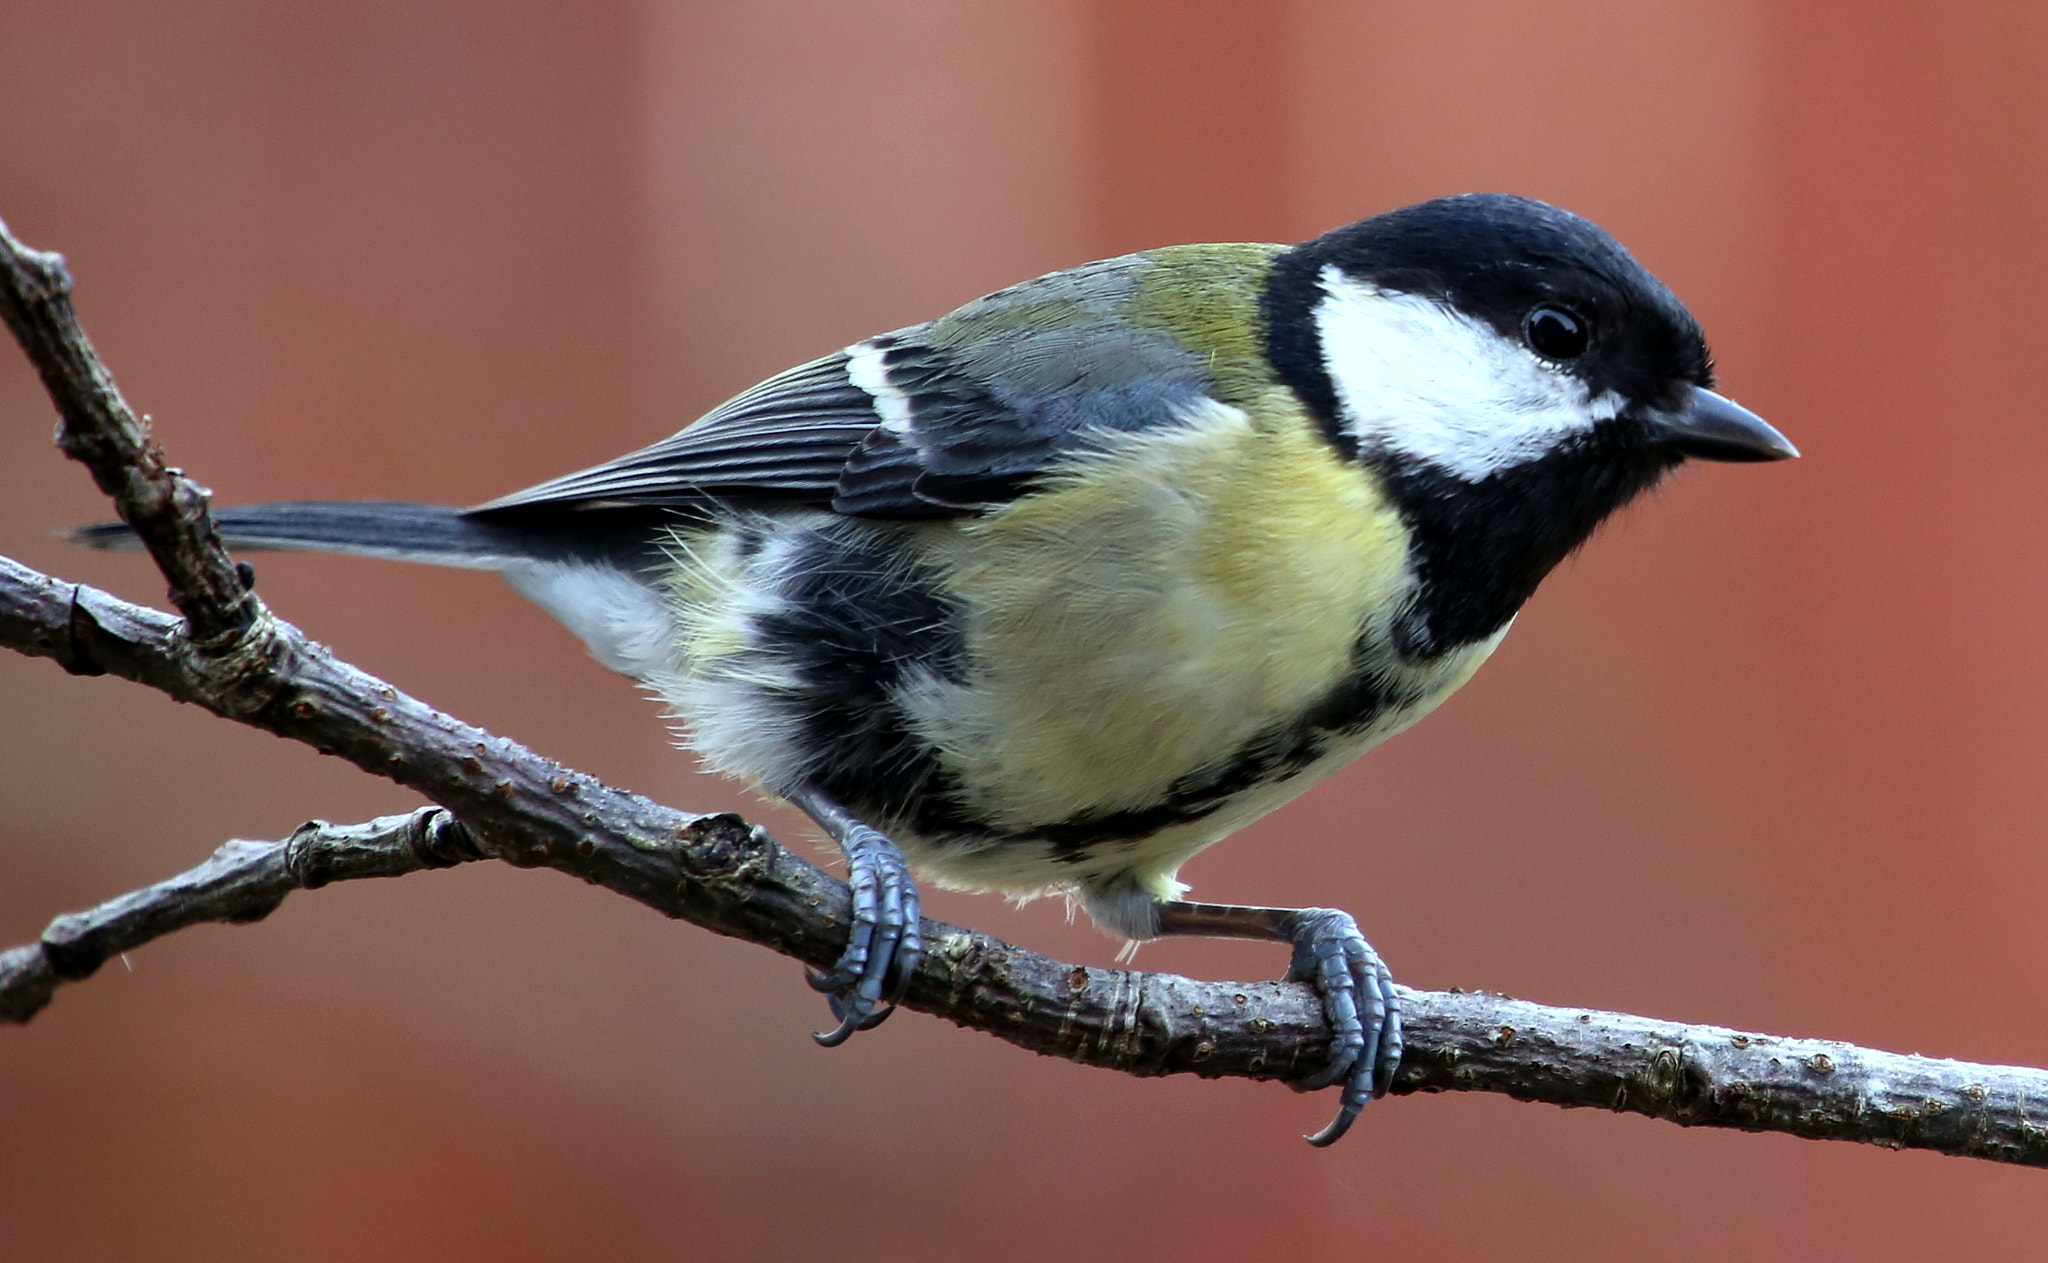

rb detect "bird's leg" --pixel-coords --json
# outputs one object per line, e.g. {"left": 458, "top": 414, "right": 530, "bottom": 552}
{"left": 1152, "top": 900, "right": 1402, "bottom": 1146}
{"left": 787, "top": 785, "right": 923, "bottom": 1046}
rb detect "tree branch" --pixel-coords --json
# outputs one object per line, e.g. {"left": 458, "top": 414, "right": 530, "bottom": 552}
{"left": 0, "top": 809, "right": 484, "bottom": 1023}
{"left": 5, "top": 215, "right": 2046, "bottom": 1168}
{"left": 0, "top": 215, "right": 254, "bottom": 644}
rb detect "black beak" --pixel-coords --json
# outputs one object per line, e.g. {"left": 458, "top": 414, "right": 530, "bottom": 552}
{"left": 1649, "top": 388, "right": 1799, "bottom": 462}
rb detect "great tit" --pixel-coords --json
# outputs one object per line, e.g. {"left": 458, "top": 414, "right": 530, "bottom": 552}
{"left": 78, "top": 193, "right": 1795, "bottom": 1145}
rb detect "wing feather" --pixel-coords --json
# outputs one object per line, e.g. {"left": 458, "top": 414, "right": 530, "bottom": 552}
{"left": 466, "top": 248, "right": 1274, "bottom": 523}
{"left": 470, "top": 351, "right": 881, "bottom": 513}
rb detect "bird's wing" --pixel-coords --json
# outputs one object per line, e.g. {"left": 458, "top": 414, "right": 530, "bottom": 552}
{"left": 469, "top": 248, "right": 1281, "bottom": 522}
{"left": 468, "top": 350, "right": 887, "bottom": 515}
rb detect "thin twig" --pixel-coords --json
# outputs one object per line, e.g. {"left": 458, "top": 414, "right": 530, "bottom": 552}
{"left": 0, "top": 809, "right": 483, "bottom": 1023}
{"left": 0, "top": 214, "right": 254, "bottom": 644}
{"left": 4, "top": 215, "right": 2047, "bottom": 1168}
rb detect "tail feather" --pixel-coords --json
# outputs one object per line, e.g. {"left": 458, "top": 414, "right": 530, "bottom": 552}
{"left": 72, "top": 500, "right": 669, "bottom": 572}
{"left": 72, "top": 499, "right": 687, "bottom": 680}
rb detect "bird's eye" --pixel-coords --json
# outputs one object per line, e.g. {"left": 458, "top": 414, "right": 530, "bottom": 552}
{"left": 1523, "top": 305, "right": 1589, "bottom": 360}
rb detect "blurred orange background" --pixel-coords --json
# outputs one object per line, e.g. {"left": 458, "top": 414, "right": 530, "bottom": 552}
{"left": 5, "top": 1, "right": 2048, "bottom": 1258}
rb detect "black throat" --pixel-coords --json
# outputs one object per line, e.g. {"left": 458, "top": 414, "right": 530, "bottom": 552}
{"left": 1374, "top": 432, "right": 1681, "bottom": 657}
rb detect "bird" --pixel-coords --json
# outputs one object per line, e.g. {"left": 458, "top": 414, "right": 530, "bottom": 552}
{"left": 77, "top": 192, "right": 1795, "bottom": 1145}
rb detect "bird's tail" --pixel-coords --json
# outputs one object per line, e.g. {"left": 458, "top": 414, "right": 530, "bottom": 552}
{"left": 73, "top": 499, "right": 688, "bottom": 679}
{"left": 71, "top": 500, "right": 664, "bottom": 571}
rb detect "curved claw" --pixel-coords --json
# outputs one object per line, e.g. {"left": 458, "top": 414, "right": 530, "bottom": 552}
{"left": 808, "top": 819, "right": 921, "bottom": 1046}
{"left": 1282, "top": 908, "right": 1403, "bottom": 1147}
{"left": 812, "top": 983, "right": 904, "bottom": 1037}
{"left": 811, "top": 1001, "right": 868, "bottom": 1048}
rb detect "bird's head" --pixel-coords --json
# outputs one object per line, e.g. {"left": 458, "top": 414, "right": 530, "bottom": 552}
{"left": 1263, "top": 193, "right": 1796, "bottom": 654}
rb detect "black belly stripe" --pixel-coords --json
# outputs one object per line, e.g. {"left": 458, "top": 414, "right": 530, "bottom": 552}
{"left": 745, "top": 519, "right": 977, "bottom": 830}
{"left": 1017, "top": 641, "right": 1432, "bottom": 855}
{"left": 747, "top": 530, "right": 1439, "bottom": 856}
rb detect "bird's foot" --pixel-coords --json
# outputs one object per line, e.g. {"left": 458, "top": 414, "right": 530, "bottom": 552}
{"left": 1148, "top": 898, "right": 1403, "bottom": 1146}
{"left": 1282, "top": 907, "right": 1403, "bottom": 1146}
{"left": 801, "top": 812, "right": 922, "bottom": 1046}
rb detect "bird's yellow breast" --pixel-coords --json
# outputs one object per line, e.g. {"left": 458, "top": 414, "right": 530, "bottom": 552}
{"left": 902, "top": 390, "right": 1417, "bottom": 833}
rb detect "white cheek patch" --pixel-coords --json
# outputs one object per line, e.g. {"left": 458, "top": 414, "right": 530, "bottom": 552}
{"left": 1313, "top": 267, "right": 1622, "bottom": 480}
{"left": 843, "top": 337, "right": 913, "bottom": 436}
